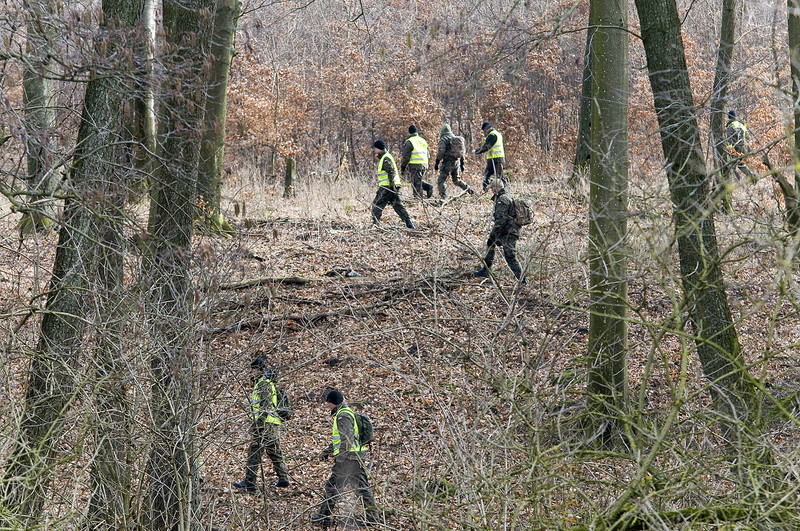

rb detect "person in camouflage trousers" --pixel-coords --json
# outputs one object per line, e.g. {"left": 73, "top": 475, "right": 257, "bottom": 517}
{"left": 474, "top": 178, "right": 525, "bottom": 283}
{"left": 233, "top": 358, "right": 291, "bottom": 492}
{"left": 400, "top": 125, "right": 433, "bottom": 198}
{"left": 311, "top": 390, "right": 379, "bottom": 528}
{"left": 434, "top": 124, "right": 475, "bottom": 199}
{"left": 474, "top": 121, "right": 506, "bottom": 191}
{"left": 371, "top": 140, "right": 415, "bottom": 228}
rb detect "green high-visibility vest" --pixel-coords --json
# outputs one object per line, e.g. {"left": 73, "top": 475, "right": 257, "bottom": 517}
{"left": 377, "top": 152, "right": 401, "bottom": 187}
{"left": 332, "top": 406, "right": 365, "bottom": 455}
{"left": 250, "top": 376, "right": 281, "bottom": 425}
{"left": 407, "top": 135, "right": 428, "bottom": 166}
{"left": 485, "top": 129, "right": 505, "bottom": 160}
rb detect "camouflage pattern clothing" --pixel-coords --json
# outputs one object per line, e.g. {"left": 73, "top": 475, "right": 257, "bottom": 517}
{"left": 483, "top": 188, "right": 523, "bottom": 280}
{"left": 245, "top": 375, "right": 290, "bottom": 485}
{"left": 725, "top": 118, "right": 755, "bottom": 181}
{"left": 435, "top": 125, "right": 474, "bottom": 198}
{"left": 475, "top": 128, "right": 506, "bottom": 190}
{"left": 401, "top": 134, "right": 433, "bottom": 198}
{"left": 316, "top": 403, "right": 378, "bottom": 525}
{"left": 372, "top": 150, "right": 413, "bottom": 225}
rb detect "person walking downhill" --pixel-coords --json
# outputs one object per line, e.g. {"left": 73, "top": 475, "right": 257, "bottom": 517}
{"left": 371, "top": 140, "right": 415, "bottom": 229}
{"left": 233, "top": 358, "right": 291, "bottom": 492}
{"left": 400, "top": 125, "right": 433, "bottom": 198}
{"left": 474, "top": 178, "right": 526, "bottom": 284}
{"left": 434, "top": 124, "right": 475, "bottom": 199}
{"left": 474, "top": 121, "right": 506, "bottom": 191}
{"left": 311, "top": 390, "right": 379, "bottom": 528}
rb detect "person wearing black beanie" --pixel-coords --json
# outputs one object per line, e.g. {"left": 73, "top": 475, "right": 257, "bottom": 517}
{"left": 370, "top": 139, "right": 415, "bottom": 229}
{"left": 400, "top": 125, "right": 434, "bottom": 199}
{"left": 474, "top": 121, "right": 507, "bottom": 191}
{"left": 311, "top": 390, "right": 379, "bottom": 526}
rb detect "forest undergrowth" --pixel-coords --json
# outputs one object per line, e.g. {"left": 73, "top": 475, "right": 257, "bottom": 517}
{"left": 1, "top": 161, "right": 799, "bottom": 530}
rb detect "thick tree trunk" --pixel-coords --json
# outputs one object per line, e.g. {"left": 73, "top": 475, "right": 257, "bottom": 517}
{"left": 144, "top": 0, "right": 214, "bottom": 527}
{"left": 709, "top": 0, "right": 740, "bottom": 211}
{"left": 586, "top": 0, "right": 629, "bottom": 441}
{"left": 1, "top": 0, "right": 143, "bottom": 524}
{"left": 19, "top": 0, "right": 60, "bottom": 235}
{"left": 634, "top": 0, "right": 758, "bottom": 440}
{"left": 569, "top": 17, "right": 594, "bottom": 189}
{"left": 789, "top": 0, "right": 800, "bottom": 189}
{"left": 197, "top": 0, "right": 240, "bottom": 235}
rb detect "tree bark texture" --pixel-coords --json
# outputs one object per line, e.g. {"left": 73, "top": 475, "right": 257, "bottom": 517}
{"left": 586, "top": 0, "right": 630, "bottom": 437}
{"left": 144, "top": 0, "right": 214, "bottom": 527}
{"left": 20, "top": 0, "right": 60, "bottom": 234}
{"left": 634, "top": 0, "right": 757, "bottom": 436}
{"left": 284, "top": 157, "right": 297, "bottom": 198}
{"left": 789, "top": 0, "right": 800, "bottom": 189}
{"left": 1, "top": 0, "right": 144, "bottom": 524}
{"left": 570, "top": 16, "right": 594, "bottom": 188}
{"left": 197, "top": 0, "right": 240, "bottom": 235}
{"left": 709, "top": 0, "right": 740, "bottom": 211}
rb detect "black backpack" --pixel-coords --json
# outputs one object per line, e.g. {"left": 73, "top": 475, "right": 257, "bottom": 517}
{"left": 355, "top": 412, "right": 374, "bottom": 446}
{"left": 276, "top": 386, "right": 293, "bottom": 421}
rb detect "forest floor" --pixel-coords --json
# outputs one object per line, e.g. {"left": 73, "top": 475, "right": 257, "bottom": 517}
{"left": 1, "top": 167, "right": 800, "bottom": 529}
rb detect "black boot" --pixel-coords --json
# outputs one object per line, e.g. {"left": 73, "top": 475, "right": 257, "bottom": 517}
{"left": 473, "top": 267, "right": 490, "bottom": 278}
{"left": 405, "top": 218, "right": 416, "bottom": 229}
{"left": 423, "top": 182, "right": 433, "bottom": 198}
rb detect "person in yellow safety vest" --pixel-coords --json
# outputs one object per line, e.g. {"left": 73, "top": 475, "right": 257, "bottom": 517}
{"left": 311, "top": 390, "right": 378, "bottom": 528}
{"left": 371, "top": 140, "right": 415, "bottom": 229}
{"left": 400, "top": 125, "right": 434, "bottom": 198}
{"left": 725, "top": 109, "right": 755, "bottom": 181}
{"left": 233, "top": 358, "right": 290, "bottom": 492}
{"left": 474, "top": 121, "right": 506, "bottom": 191}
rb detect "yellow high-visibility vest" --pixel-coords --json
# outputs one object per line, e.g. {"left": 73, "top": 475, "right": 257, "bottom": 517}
{"left": 407, "top": 135, "right": 428, "bottom": 166}
{"left": 332, "top": 406, "right": 365, "bottom": 455}
{"left": 377, "top": 152, "right": 401, "bottom": 187}
{"left": 250, "top": 377, "right": 281, "bottom": 425}
{"left": 485, "top": 129, "right": 505, "bottom": 160}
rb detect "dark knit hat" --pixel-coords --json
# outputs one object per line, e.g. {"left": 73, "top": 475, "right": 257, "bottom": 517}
{"left": 481, "top": 121, "right": 491, "bottom": 131}
{"left": 250, "top": 357, "right": 266, "bottom": 370}
{"left": 326, "top": 390, "right": 344, "bottom": 405}
{"left": 373, "top": 140, "right": 386, "bottom": 151}
{"left": 727, "top": 109, "right": 736, "bottom": 120}
{"left": 408, "top": 125, "right": 417, "bottom": 134}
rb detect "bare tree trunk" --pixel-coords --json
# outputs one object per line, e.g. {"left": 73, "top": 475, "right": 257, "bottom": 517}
{"left": 586, "top": 0, "right": 629, "bottom": 442}
{"left": 129, "top": 0, "right": 157, "bottom": 198}
{"left": 284, "top": 157, "right": 297, "bottom": 198}
{"left": 0, "top": 0, "right": 143, "bottom": 523}
{"left": 197, "top": 0, "right": 241, "bottom": 235}
{"left": 709, "top": 0, "right": 740, "bottom": 212}
{"left": 634, "top": 0, "right": 758, "bottom": 443}
{"left": 19, "top": 0, "right": 60, "bottom": 235}
{"left": 789, "top": 0, "right": 800, "bottom": 190}
{"left": 569, "top": 17, "right": 594, "bottom": 190}
{"left": 144, "top": 0, "right": 214, "bottom": 527}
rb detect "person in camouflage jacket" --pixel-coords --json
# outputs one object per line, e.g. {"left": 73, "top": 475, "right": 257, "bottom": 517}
{"left": 233, "top": 358, "right": 290, "bottom": 492}
{"left": 400, "top": 125, "right": 433, "bottom": 198}
{"left": 371, "top": 140, "right": 415, "bottom": 229}
{"left": 474, "top": 178, "right": 525, "bottom": 283}
{"left": 434, "top": 124, "right": 475, "bottom": 199}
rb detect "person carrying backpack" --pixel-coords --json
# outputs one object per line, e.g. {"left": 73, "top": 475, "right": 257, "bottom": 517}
{"left": 434, "top": 124, "right": 475, "bottom": 199}
{"left": 474, "top": 178, "right": 526, "bottom": 284}
{"left": 400, "top": 125, "right": 434, "bottom": 198}
{"left": 311, "top": 390, "right": 378, "bottom": 527}
{"left": 474, "top": 121, "right": 506, "bottom": 191}
{"left": 233, "top": 358, "right": 291, "bottom": 492}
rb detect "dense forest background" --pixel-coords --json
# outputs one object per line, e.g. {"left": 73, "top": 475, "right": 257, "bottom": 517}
{"left": 1, "top": 0, "right": 800, "bottom": 529}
